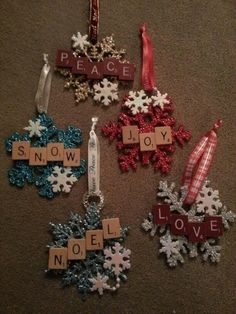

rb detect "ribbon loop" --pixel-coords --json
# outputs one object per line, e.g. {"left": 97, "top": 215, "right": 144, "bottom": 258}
{"left": 35, "top": 53, "right": 52, "bottom": 113}
{"left": 182, "top": 120, "right": 222, "bottom": 205}
{"left": 88, "top": 117, "right": 100, "bottom": 195}
{"left": 140, "top": 23, "right": 155, "bottom": 92}
{"left": 89, "top": 0, "right": 99, "bottom": 44}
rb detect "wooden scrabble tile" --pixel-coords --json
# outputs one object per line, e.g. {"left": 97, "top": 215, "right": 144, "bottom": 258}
{"left": 170, "top": 214, "right": 188, "bottom": 235}
{"left": 119, "top": 63, "right": 135, "bottom": 81}
{"left": 102, "top": 58, "right": 119, "bottom": 76}
{"left": 86, "top": 230, "right": 103, "bottom": 251}
{"left": 12, "top": 141, "right": 30, "bottom": 160}
{"left": 204, "top": 216, "right": 223, "bottom": 237}
{"left": 63, "top": 148, "right": 80, "bottom": 167}
{"left": 155, "top": 126, "right": 172, "bottom": 145}
{"left": 139, "top": 132, "right": 156, "bottom": 151}
{"left": 29, "top": 147, "right": 47, "bottom": 165}
{"left": 67, "top": 238, "right": 86, "bottom": 260}
{"left": 48, "top": 247, "right": 68, "bottom": 269}
{"left": 187, "top": 222, "right": 205, "bottom": 243}
{"left": 122, "top": 126, "right": 139, "bottom": 144}
{"left": 47, "top": 143, "right": 64, "bottom": 161}
{"left": 152, "top": 204, "right": 171, "bottom": 225}
{"left": 102, "top": 218, "right": 121, "bottom": 239}
{"left": 55, "top": 49, "right": 73, "bottom": 68}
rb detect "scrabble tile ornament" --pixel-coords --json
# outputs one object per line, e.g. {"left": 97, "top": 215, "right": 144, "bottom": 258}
{"left": 5, "top": 56, "right": 86, "bottom": 198}
{"left": 142, "top": 121, "right": 235, "bottom": 267}
{"left": 101, "top": 25, "right": 190, "bottom": 173}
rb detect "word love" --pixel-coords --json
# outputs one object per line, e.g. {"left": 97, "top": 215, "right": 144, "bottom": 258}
{"left": 122, "top": 126, "right": 172, "bottom": 151}
{"left": 56, "top": 50, "right": 135, "bottom": 81}
{"left": 12, "top": 141, "right": 80, "bottom": 167}
{"left": 153, "top": 204, "right": 223, "bottom": 243}
{"left": 48, "top": 218, "right": 121, "bottom": 269}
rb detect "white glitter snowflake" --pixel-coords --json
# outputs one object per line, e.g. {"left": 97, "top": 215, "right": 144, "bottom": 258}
{"left": 196, "top": 183, "right": 222, "bottom": 215}
{"left": 89, "top": 273, "right": 111, "bottom": 295}
{"left": 151, "top": 89, "right": 170, "bottom": 110}
{"left": 200, "top": 240, "right": 221, "bottom": 263}
{"left": 24, "top": 119, "right": 46, "bottom": 137}
{"left": 124, "top": 90, "right": 152, "bottom": 115}
{"left": 159, "top": 234, "right": 180, "bottom": 258}
{"left": 93, "top": 78, "right": 118, "bottom": 106}
{"left": 47, "top": 166, "right": 77, "bottom": 193}
{"left": 71, "top": 32, "right": 90, "bottom": 50}
{"left": 103, "top": 242, "right": 131, "bottom": 276}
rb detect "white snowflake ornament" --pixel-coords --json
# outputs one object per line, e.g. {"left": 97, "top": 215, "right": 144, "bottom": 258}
{"left": 159, "top": 234, "right": 180, "bottom": 259}
{"left": 124, "top": 90, "right": 152, "bottom": 115}
{"left": 24, "top": 119, "right": 46, "bottom": 137}
{"left": 196, "top": 183, "right": 222, "bottom": 215}
{"left": 103, "top": 242, "right": 131, "bottom": 276}
{"left": 93, "top": 78, "right": 118, "bottom": 106}
{"left": 89, "top": 273, "right": 111, "bottom": 295}
{"left": 71, "top": 32, "right": 90, "bottom": 50}
{"left": 151, "top": 89, "right": 170, "bottom": 110}
{"left": 47, "top": 166, "right": 77, "bottom": 193}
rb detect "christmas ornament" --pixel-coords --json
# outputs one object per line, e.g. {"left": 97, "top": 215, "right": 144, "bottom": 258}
{"left": 101, "top": 24, "right": 190, "bottom": 173}
{"left": 5, "top": 54, "right": 86, "bottom": 198}
{"left": 46, "top": 117, "right": 131, "bottom": 298}
{"left": 55, "top": 0, "right": 134, "bottom": 106}
{"left": 142, "top": 120, "right": 235, "bottom": 267}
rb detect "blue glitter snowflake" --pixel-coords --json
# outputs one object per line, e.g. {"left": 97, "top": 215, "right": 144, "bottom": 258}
{"left": 5, "top": 113, "right": 86, "bottom": 198}
{"left": 46, "top": 203, "right": 131, "bottom": 299}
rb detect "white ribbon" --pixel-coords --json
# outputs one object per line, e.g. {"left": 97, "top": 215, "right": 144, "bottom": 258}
{"left": 35, "top": 53, "right": 52, "bottom": 113}
{"left": 88, "top": 117, "right": 100, "bottom": 195}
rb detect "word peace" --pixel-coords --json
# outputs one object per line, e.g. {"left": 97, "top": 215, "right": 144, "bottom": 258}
{"left": 153, "top": 204, "right": 223, "bottom": 243}
{"left": 56, "top": 50, "right": 135, "bottom": 81}
{"left": 12, "top": 141, "right": 80, "bottom": 167}
{"left": 48, "top": 218, "right": 120, "bottom": 269}
{"left": 122, "top": 126, "right": 172, "bottom": 151}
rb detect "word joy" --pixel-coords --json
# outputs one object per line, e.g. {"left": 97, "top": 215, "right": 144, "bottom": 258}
{"left": 153, "top": 204, "right": 223, "bottom": 243}
{"left": 122, "top": 125, "right": 172, "bottom": 151}
{"left": 56, "top": 50, "right": 135, "bottom": 81}
{"left": 48, "top": 218, "right": 121, "bottom": 270}
{"left": 12, "top": 141, "right": 80, "bottom": 167}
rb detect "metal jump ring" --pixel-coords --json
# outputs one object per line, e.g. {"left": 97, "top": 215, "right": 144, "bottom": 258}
{"left": 83, "top": 191, "right": 104, "bottom": 211}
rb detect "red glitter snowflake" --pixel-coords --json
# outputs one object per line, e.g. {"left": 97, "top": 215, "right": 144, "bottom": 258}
{"left": 101, "top": 90, "right": 191, "bottom": 173}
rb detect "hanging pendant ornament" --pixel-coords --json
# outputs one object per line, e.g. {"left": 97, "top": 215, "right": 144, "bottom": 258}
{"left": 55, "top": 0, "right": 135, "bottom": 106}
{"left": 101, "top": 24, "right": 191, "bottom": 173}
{"left": 142, "top": 120, "right": 235, "bottom": 267}
{"left": 5, "top": 54, "right": 86, "bottom": 198}
{"left": 46, "top": 118, "right": 131, "bottom": 298}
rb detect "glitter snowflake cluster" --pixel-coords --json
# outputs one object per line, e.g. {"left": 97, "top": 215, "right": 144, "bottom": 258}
{"left": 142, "top": 180, "right": 235, "bottom": 267}
{"left": 5, "top": 113, "right": 86, "bottom": 198}
{"left": 46, "top": 203, "right": 130, "bottom": 298}
{"left": 101, "top": 89, "right": 191, "bottom": 173}
{"left": 57, "top": 32, "right": 130, "bottom": 106}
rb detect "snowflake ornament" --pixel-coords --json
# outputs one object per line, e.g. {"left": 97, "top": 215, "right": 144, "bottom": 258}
{"left": 24, "top": 119, "right": 46, "bottom": 137}
{"left": 5, "top": 113, "right": 86, "bottom": 198}
{"left": 56, "top": 31, "right": 133, "bottom": 106}
{"left": 151, "top": 89, "right": 170, "bottom": 110}
{"left": 46, "top": 203, "right": 131, "bottom": 298}
{"left": 102, "top": 89, "right": 190, "bottom": 174}
{"left": 93, "top": 78, "right": 118, "bottom": 106}
{"left": 142, "top": 180, "right": 235, "bottom": 267}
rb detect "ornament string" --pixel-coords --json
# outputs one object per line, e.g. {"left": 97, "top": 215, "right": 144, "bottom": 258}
{"left": 89, "top": 0, "right": 99, "bottom": 44}
{"left": 182, "top": 119, "right": 222, "bottom": 205}
{"left": 35, "top": 53, "right": 52, "bottom": 114}
{"left": 140, "top": 24, "right": 155, "bottom": 92}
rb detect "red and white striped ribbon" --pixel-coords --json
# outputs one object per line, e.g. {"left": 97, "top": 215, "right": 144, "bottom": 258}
{"left": 182, "top": 119, "right": 222, "bottom": 205}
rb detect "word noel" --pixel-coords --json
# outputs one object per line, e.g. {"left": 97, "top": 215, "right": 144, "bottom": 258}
{"left": 153, "top": 204, "right": 223, "bottom": 243}
{"left": 56, "top": 50, "right": 135, "bottom": 81}
{"left": 12, "top": 141, "right": 80, "bottom": 167}
{"left": 122, "top": 125, "right": 172, "bottom": 151}
{"left": 48, "top": 218, "right": 121, "bottom": 269}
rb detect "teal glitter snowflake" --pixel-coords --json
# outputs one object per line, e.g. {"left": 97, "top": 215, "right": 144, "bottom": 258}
{"left": 5, "top": 113, "right": 86, "bottom": 198}
{"left": 46, "top": 203, "right": 131, "bottom": 299}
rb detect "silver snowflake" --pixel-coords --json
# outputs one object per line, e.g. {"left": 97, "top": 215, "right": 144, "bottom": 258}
{"left": 24, "top": 119, "right": 46, "bottom": 137}
{"left": 200, "top": 240, "right": 221, "bottom": 263}
{"left": 89, "top": 273, "right": 111, "bottom": 295}
{"left": 103, "top": 242, "right": 131, "bottom": 276}
{"left": 124, "top": 90, "right": 152, "bottom": 115}
{"left": 47, "top": 166, "right": 77, "bottom": 193}
{"left": 93, "top": 78, "right": 118, "bottom": 106}
{"left": 151, "top": 89, "right": 170, "bottom": 110}
{"left": 71, "top": 32, "right": 90, "bottom": 50}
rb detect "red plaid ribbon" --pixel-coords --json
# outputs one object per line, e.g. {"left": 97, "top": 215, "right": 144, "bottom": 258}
{"left": 182, "top": 119, "right": 222, "bottom": 205}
